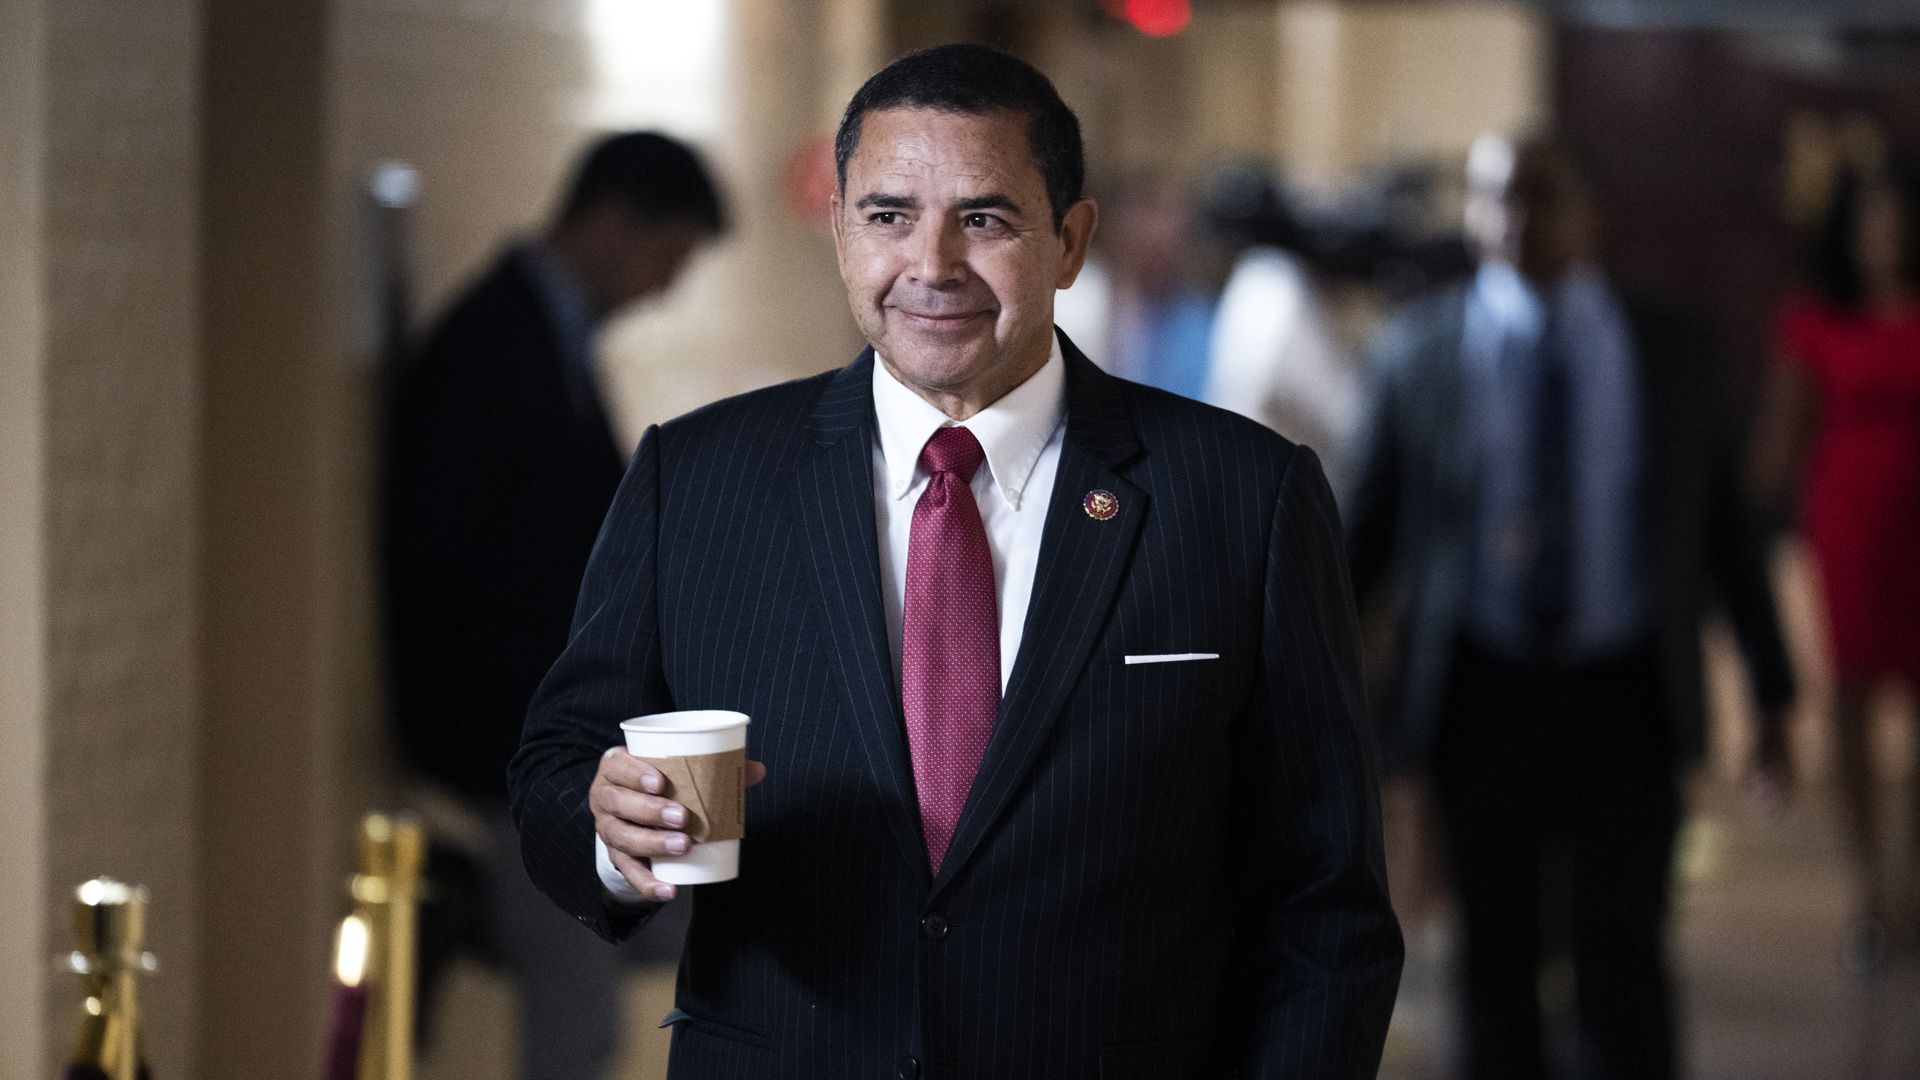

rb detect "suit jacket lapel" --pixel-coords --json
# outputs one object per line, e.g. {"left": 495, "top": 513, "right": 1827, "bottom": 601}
{"left": 934, "top": 337, "right": 1146, "bottom": 895}
{"left": 792, "top": 350, "right": 928, "bottom": 877}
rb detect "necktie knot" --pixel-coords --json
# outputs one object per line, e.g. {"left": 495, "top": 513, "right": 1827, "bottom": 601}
{"left": 920, "top": 426, "right": 986, "bottom": 482}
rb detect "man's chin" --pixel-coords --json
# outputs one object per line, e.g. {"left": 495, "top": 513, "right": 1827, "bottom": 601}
{"left": 878, "top": 341, "right": 995, "bottom": 390}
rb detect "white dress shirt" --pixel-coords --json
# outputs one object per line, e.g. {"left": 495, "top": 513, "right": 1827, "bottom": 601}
{"left": 1462, "top": 262, "right": 1647, "bottom": 658}
{"left": 871, "top": 336, "right": 1067, "bottom": 691}
{"left": 598, "top": 336, "right": 1068, "bottom": 902}
{"left": 1203, "top": 246, "right": 1359, "bottom": 489}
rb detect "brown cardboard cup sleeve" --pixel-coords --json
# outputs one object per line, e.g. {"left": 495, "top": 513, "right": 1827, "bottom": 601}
{"left": 639, "top": 749, "right": 746, "bottom": 842}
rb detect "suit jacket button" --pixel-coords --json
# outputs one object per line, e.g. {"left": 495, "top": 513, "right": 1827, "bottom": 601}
{"left": 897, "top": 1054, "right": 921, "bottom": 1079}
{"left": 920, "top": 914, "right": 948, "bottom": 941}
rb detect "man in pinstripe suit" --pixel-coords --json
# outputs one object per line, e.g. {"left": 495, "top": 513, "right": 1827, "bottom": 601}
{"left": 511, "top": 44, "right": 1402, "bottom": 1079}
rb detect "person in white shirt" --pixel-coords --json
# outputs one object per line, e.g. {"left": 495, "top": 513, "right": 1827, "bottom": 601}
{"left": 1202, "top": 168, "right": 1361, "bottom": 490}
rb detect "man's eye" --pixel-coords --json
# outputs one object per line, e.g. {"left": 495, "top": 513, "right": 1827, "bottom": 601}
{"left": 870, "top": 211, "right": 902, "bottom": 225}
{"left": 964, "top": 213, "right": 1002, "bottom": 228}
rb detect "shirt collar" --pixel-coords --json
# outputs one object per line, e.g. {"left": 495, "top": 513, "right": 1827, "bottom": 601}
{"left": 518, "top": 241, "right": 600, "bottom": 364}
{"left": 871, "top": 334, "right": 1066, "bottom": 511}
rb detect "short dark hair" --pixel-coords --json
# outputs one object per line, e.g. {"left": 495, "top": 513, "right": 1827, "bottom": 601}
{"left": 834, "top": 44, "right": 1085, "bottom": 232}
{"left": 555, "top": 131, "right": 727, "bottom": 235}
{"left": 1807, "top": 158, "right": 1920, "bottom": 309}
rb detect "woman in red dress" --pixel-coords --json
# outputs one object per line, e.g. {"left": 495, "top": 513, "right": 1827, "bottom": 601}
{"left": 1755, "top": 160, "right": 1920, "bottom": 971}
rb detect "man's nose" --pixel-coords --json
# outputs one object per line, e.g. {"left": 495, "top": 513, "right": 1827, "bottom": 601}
{"left": 907, "top": 217, "right": 966, "bottom": 286}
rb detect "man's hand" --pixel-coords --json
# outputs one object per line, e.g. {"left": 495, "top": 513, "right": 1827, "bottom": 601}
{"left": 591, "top": 747, "right": 768, "bottom": 902}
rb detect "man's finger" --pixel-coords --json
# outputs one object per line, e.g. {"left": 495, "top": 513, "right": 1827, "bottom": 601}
{"left": 590, "top": 782, "right": 689, "bottom": 830}
{"left": 598, "top": 815, "right": 693, "bottom": 859}
{"left": 598, "top": 747, "right": 666, "bottom": 794}
{"left": 746, "top": 759, "right": 769, "bottom": 787}
{"left": 608, "top": 846, "right": 677, "bottom": 903}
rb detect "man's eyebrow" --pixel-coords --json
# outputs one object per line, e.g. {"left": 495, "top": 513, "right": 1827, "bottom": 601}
{"left": 854, "top": 193, "right": 918, "bottom": 211}
{"left": 851, "top": 192, "right": 1028, "bottom": 215}
{"left": 956, "top": 194, "right": 1022, "bottom": 215}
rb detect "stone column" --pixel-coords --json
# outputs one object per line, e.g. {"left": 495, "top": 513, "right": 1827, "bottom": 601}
{"left": 0, "top": 0, "right": 50, "bottom": 1073}
{"left": 1, "top": 0, "right": 207, "bottom": 1074}
{"left": 197, "top": 0, "right": 356, "bottom": 1072}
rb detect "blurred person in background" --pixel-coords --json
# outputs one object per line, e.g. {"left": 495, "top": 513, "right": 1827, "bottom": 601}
{"left": 1097, "top": 177, "right": 1218, "bottom": 399}
{"left": 1753, "top": 157, "right": 1920, "bottom": 973}
{"left": 382, "top": 131, "right": 726, "bottom": 1080}
{"left": 1201, "top": 163, "right": 1362, "bottom": 490}
{"left": 1346, "top": 132, "right": 1796, "bottom": 1080}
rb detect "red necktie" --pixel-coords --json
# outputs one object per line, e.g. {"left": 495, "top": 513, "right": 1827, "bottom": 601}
{"left": 902, "top": 426, "right": 999, "bottom": 875}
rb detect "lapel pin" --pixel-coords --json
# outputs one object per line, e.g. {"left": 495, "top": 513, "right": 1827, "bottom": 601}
{"left": 1083, "top": 489, "right": 1119, "bottom": 521}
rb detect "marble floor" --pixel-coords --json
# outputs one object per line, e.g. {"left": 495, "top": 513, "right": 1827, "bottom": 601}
{"left": 1380, "top": 782, "right": 1920, "bottom": 1080}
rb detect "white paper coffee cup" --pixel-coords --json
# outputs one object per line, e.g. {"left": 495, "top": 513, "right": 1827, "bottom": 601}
{"left": 619, "top": 710, "right": 750, "bottom": 885}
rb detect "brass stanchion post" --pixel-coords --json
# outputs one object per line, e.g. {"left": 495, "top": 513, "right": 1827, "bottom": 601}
{"left": 349, "top": 813, "right": 424, "bottom": 1080}
{"left": 59, "top": 878, "right": 157, "bottom": 1080}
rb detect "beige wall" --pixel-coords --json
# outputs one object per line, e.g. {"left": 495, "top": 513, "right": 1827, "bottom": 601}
{"left": 331, "top": 0, "right": 598, "bottom": 319}
{"left": 33, "top": 0, "right": 206, "bottom": 1074}
{"left": 1276, "top": 0, "right": 1548, "bottom": 189}
{"left": 0, "top": 0, "right": 49, "bottom": 1073}
{"left": 0, "top": 2, "right": 209, "bottom": 1071}
{"left": 1027, "top": 3, "right": 1543, "bottom": 211}
{"left": 1050, "top": 6, "right": 1283, "bottom": 185}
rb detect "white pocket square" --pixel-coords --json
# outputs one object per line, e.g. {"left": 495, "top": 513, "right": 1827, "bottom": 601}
{"left": 1123, "top": 652, "right": 1220, "bottom": 665}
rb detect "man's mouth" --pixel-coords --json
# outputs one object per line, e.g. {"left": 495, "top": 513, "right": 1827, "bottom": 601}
{"left": 896, "top": 309, "right": 990, "bottom": 331}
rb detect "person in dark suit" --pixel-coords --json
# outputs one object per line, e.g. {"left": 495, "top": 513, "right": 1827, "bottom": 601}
{"left": 1345, "top": 133, "right": 1795, "bottom": 1080}
{"left": 510, "top": 45, "right": 1402, "bottom": 1080}
{"left": 383, "top": 131, "right": 725, "bottom": 1080}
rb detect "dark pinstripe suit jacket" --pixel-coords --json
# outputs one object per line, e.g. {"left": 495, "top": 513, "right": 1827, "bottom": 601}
{"left": 509, "top": 335, "right": 1403, "bottom": 1080}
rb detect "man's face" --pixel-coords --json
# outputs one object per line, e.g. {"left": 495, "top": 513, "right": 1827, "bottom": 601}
{"left": 1464, "top": 137, "right": 1595, "bottom": 284}
{"left": 601, "top": 216, "right": 705, "bottom": 315}
{"left": 832, "top": 107, "right": 1095, "bottom": 416}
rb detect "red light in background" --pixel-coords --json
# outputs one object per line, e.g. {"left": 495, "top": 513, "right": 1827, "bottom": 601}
{"left": 1125, "top": 0, "right": 1190, "bottom": 37}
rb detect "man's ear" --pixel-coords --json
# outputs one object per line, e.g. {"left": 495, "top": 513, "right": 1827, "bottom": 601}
{"left": 1054, "top": 198, "right": 1099, "bottom": 290}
